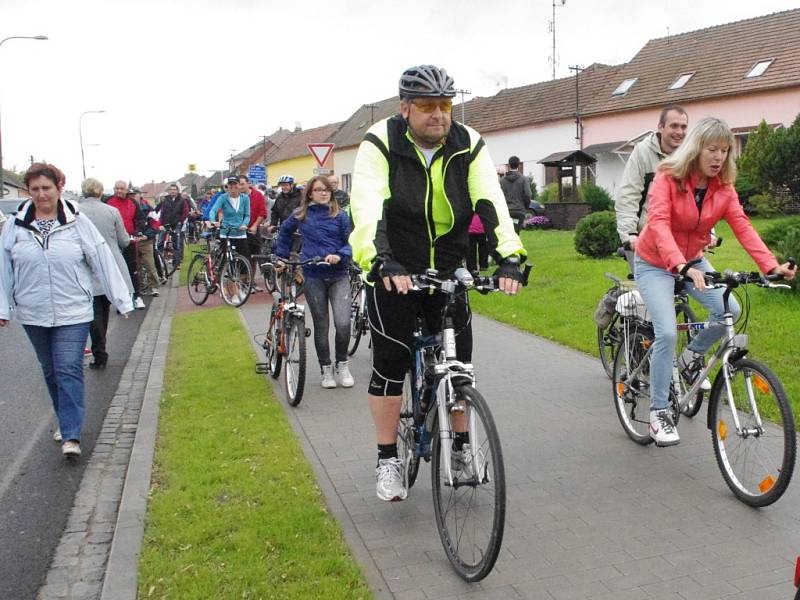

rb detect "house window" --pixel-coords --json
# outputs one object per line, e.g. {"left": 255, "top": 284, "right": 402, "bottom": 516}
{"left": 745, "top": 59, "right": 774, "bottom": 79}
{"left": 611, "top": 78, "right": 638, "bottom": 97}
{"left": 669, "top": 72, "right": 694, "bottom": 90}
{"left": 341, "top": 173, "right": 352, "bottom": 193}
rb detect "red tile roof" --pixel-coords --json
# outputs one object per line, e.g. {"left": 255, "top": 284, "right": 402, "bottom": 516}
{"left": 265, "top": 122, "right": 345, "bottom": 164}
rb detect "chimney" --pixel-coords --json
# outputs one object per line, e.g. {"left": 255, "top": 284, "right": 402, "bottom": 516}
{"left": 294, "top": 121, "right": 302, "bottom": 132}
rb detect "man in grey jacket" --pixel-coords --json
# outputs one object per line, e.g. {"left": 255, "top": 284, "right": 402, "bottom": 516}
{"left": 499, "top": 156, "right": 531, "bottom": 233}
{"left": 614, "top": 106, "right": 688, "bottom": 249}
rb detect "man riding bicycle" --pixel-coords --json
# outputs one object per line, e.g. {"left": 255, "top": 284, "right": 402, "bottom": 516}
{"left": 349, "top": 64, "right": 527, "bottom": 502}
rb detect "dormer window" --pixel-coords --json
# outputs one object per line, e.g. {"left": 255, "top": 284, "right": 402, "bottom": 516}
{"left": 669, "top": 72, "right": 694, "bottom": 90}
{"left": 612, "top": 78, "right": 638, "bottom": 97}
{"left": 745, "top": 59, "right": 774, "bottom": 78}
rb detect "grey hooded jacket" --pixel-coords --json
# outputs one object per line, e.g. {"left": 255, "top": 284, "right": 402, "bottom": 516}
{"left": 499, "top": 170, "right": 532, "bottom": 214}
{"left": 78, "top": 196, "right": 133, "bottom": 295}
{"left": 0, "top": 198, "right": 134, "bottom": 326}
{"left": 614, "top": 132, "right": 667, "bottom": 244}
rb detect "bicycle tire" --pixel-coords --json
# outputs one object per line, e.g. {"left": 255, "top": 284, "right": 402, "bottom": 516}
{"left": 163, "top": 235, "right": 178, "bottom": 277}
{"left": 674, "top": 303, "right": 705, "bottom": 418}
{"left": 710, "top": 358, "right": 796, "bottom": 507}
{"left": 154, "top": 248, "right": 167, "bottom": 282}
{"left": 348, "top": 286, "right": 366, "bottom": 356}
{"left": 431, "top": 384, "right": 505, "bottom": 582}
{"left": 186, "top": 255, "right": 210, "bottom": 305}
{"left": 398, "top": 374, "right": 422, "bottom": 489}
{"left": 612, "top": 322, "right": 655, "bottom": 445}
{"left": 267, "top": 305, "right": 282, "bottom": 379}
{"left": 263, "top": 262, "right": 278, "bottom": 294}
{"left": 598, "top": 313, "right": 622, "bottom": 379}
{"left": 284, "top": 318, "right": 306, "bottom": 406}
{"left": 220, "top": 255, "right": 252, "bottom": 307}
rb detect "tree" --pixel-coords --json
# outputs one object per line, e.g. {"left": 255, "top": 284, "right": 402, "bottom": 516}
{"left": 736, "top": 119, "right": 772, "bottom": 194}
{"left": 763, "top": 113, "right": 800, "bottom": 197}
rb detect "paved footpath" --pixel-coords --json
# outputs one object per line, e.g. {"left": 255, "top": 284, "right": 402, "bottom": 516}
{"left": 239, "top": 297, "right": 800, "bottom": 600}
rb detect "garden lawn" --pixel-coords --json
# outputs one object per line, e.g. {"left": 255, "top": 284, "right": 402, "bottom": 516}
{"left": 471, "top": 217, "right": 800, "bottom": 424}
{"left": 138, "top": 307, "right": 371, "bottom": 600}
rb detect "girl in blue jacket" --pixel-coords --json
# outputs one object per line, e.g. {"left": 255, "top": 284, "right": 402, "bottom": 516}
{"left": 276, "top": 175, "right": 353, "bottom": 389}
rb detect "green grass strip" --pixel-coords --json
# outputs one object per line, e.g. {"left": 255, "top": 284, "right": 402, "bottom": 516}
{"left": 138, "top": 307, "right": 372, "bottom": 599}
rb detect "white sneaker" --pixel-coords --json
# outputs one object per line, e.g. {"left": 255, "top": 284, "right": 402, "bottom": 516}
{"left": 451, "top": 443, "right": 476, "bottom": 480}
{"left": 62, "top": 440, "right": 81, "bottom": 457}
{"left": 375, "top": 457, "right": 407, "bottom": 501}
{"left": 321, "top": 365, "right": 337, "bottom": 389}
{"left": 134, "top": 297, "right": 146, "bottom": 310}
{"left": 650, "top": 409, "right": 680, "bottom": 446}
{"left": 53, "top": 428, "right": 62, "bottom": 442}
{"left": 679, "top": 349, "right": 712, "bottom": 391}
{"left": 336, "top": 361, "right": 354, "bottom": 388}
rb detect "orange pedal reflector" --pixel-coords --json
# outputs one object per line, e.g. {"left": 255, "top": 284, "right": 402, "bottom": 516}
{"left": 718, "top": 420, "right": 727, "bottom": 441}
{"left": 752, "top": 374, "right": 770, "bottom": 395}
{"left": 758, "top": 474, "right": 775, "bottom": 493}
{"left": 617, "top": 382, "right": 625, "bottom": 396}
{"left": 642, "top": 339, "right": 652, "bottom": 349}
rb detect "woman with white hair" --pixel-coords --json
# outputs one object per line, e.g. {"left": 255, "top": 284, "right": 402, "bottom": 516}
{"left": 634, "top": 117, "right": 796, "bottom": 446}
{"left": 79, "top": 177, "right": 134, "bottom": 369}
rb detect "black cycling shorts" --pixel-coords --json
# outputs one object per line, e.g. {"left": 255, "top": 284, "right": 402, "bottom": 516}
{"left": 222, "top": 237, "right": 250, "bottom": 259}
{"left": 366, "top": 282, "right": 472, "bottom": 396}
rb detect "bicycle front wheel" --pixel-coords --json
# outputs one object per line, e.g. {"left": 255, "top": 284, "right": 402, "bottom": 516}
{"left": 710, "top": 358, "right": 796, "bottom": 507}
{"left": 398, "top": 374, "right": 422, "bottom": 489}
{"left": 598, "top": 313, "right": 622, "bottom": 379}
{"left": 612, "top": 323, "right": 654, "bottom": 445}
{"left": 220, "top": 255, "right": 252, "bottom": 307}
{"left": 163, "top": 240, "right": 178, "bottom": 277}
{"left": 262, "top": 262, "right": 278, "bottom": 294}
{"left": 284, "top": 318, "right": 306, "bottom": 407}
{"left": 431, "top": 384, "right": 505, "bottom": 582}
{"left": 186, "top": 255, "right": 210, "bottom": 305}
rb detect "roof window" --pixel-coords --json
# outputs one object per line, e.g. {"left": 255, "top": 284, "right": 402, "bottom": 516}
{"left": 612, "top": 78, "right": 638, "bottom": 97}
{"left": 745, "top": 59, "right": 774, "bottom": 78}
{"left": 669, "top": 72, "right": 694, "bottom": 90}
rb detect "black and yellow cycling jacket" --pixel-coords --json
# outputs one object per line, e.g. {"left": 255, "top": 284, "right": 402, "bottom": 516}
{"left": 349, "top": 115, "right": 526, "bottom": 277}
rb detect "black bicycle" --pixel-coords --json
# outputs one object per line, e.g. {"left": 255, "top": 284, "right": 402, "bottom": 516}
{"left": 397, "top": 265, "right": 530, "bottom": 581}
{"left": 347, "top": 264, "right": 369, "bottom": 355}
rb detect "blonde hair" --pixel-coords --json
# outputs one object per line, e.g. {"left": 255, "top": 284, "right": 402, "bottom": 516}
{"left": 296, "top": 175, "right": 339, "bottom": 221}
{"left": 658, "top": 117, "right": 737, "bottom": 189}
{"left": 81, "top": 178, "right": 104, "bottom": 198}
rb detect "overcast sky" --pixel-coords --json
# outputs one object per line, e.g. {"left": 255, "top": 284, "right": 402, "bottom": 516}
{"left": 1, "top": 0, "right": 797, "bottom": 192}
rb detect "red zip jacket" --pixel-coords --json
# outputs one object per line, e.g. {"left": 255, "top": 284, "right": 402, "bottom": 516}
{"left": 107, "top": 195, "right": 138, "bottom": 235}
{"left": 637, "top": 171, "right": 778, "bottom": 274}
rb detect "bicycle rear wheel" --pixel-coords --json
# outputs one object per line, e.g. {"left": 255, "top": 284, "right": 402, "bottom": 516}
{"left": 266, "top": 305, "right": 282, "bottom": 379}
{"left": 431, "top": 384, "right": 505, "bottom": 582}
{"left": 220, "top": 255, "right": 252, "bottom": 307}
{"left": 284, "top": 318, "right": 306, "bottom": 407}
{"left": 398, "top": 374, "right": 422, "bottom": 489}
{"left": 348, "top": 286, "right": 366, "bottom": 356}
{"left": 186, "top": 255, "right": 211, "bottom": 305}
{"left": 710, "top": 358, "right": 796, "bottom": 507}
{"left": 598, "top": 313, "right": 622, "bottom": 379}
{"left": 612, "top": 322, "right": 655, "bottom": 445}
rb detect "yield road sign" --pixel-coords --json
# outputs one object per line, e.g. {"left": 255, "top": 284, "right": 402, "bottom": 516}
{"left": 307, "top": 143, "right": 334, "bottom": 168}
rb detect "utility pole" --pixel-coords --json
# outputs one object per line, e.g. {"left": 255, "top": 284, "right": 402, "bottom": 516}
{"left": 568, "top": 65, "right": 585, "bottom": 148}
{"left": 549, "top": 0, "right": 566, "bottom": 80}
{"left": 455, "top": 89, "right": 472, "bottom": 124}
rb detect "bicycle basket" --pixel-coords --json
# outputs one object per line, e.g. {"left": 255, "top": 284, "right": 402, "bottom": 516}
{"left": 615, "top": 289, "right": 650, "bottom": 322}
{"left": 593, "top": 287, "right": 622, "bottom": 328}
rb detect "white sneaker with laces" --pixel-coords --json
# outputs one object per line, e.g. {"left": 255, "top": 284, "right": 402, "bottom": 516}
{"left": 375, "top": 457, "right": 407, "bottom": 501}
{"left": 336, "top": 361, "right": 354, "bottom": 388}
{"left": 134, "top": 297, "right": 146, "bottom": 310}
{"left": 679, "top": 349, "right": 712, "bottom": 391}
{"left": 650, "top": 409, "right": 680, "bottom": 446}
{"left": 451, "top": 443, "right": 476, "bottom": 480}
{"left": 321, "top": 365, "right": 337, "bottom": 389}
{"left": 62, "top": 440, "right": 81, "bottom": 457}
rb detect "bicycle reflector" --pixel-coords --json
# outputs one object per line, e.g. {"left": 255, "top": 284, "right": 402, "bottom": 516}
{"left": 752, "top": 374, "right": 770, "bottom": 395}
{"left": 718, "top": 420, "right": 727, "bottom": 441}
{"left": 758, "top": 474, "right": 775, "bottom": 494}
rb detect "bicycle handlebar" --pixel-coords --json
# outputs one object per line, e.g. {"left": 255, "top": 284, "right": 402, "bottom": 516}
{"left": 410, "top": 265, "right": 531, "bottom": 294}
{"left": 266, "top": 254, "right": 331, "bottom": 267}
{"left": 676, "top": 257, "right": 796, "bottom": 289}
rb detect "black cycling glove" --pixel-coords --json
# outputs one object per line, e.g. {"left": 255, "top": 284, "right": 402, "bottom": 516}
{"left": 493, "top": 257, "right": 524, "bottom": 282}
{"left": 368, "top": 258, "right": 408, "bottom": 282}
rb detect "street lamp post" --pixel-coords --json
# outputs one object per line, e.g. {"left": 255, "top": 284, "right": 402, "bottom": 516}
{"left": 0, "top": 35, "right": 48, "bottom": 199}
{"left": 79, "top": 110, "right": 105, "bottom": 180}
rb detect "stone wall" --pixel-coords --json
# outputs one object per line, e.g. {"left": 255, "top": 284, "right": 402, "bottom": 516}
{"left": 544, "top": 202, "right": 591, "bottom": 230}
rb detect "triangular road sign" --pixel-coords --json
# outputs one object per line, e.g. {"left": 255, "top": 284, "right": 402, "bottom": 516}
{"left": 307, "top": 143, "right": 335, "bottom": 168}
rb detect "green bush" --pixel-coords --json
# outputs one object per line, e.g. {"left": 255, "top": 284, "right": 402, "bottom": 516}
{"left": 761, "top": 218, "right": 800, "bottom": 291}
{"left": 579, "top": 183, "right": 613, "bottom": 212}
{"left": 735, "top": 171, "right": 761, "bottom": 202}
{"left": 574, "top": 211, "right": 619, "bottom": 258}
{"left": 748, "top": 193, "right": 782, "bottom": 218}
{"left": 539, "top": 182, "right": 559, "bottom": 203}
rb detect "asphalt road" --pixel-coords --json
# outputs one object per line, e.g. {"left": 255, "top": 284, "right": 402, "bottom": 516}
{"left": 0, "top": 306, "right": 147, "bottom": 600}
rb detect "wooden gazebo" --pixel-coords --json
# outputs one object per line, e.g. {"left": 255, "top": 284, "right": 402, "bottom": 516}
{"left": 537, "top": 149, "right": 597, "bottom": 201}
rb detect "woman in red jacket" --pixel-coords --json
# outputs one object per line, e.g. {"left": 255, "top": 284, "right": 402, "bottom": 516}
{"left": 634, "top": 117, "right": 795, "bottom": 447}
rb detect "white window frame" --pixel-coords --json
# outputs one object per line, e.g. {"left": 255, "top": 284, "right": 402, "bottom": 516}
{"left": 669, "top": 72, "right": 695, "bottom": 90}
{"left": 612, "top": 77, "right": 638, "bottom": 97}
{"left": 745, "top": 58, "right": 774, "bottom": 79}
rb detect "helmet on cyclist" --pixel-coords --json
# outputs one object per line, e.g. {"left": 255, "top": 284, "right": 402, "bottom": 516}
{"left": 277, "top": 174, "right": 294, "bottom": 184}
{"left": 398, "top": 65, "right": 456, "bottom": 99}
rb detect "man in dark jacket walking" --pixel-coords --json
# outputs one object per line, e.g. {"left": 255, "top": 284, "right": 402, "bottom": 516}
{"left": 499, "top": 156, "right": 531, "bottom": 233}
{"left": 158, "top": 183, "right": 189, "bottom": 267}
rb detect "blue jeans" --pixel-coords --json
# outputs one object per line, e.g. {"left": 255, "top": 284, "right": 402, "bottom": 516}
{"left": 302, "top": 275, "right": 351, "bottom": 368}
{"left": 23, "top": 322, "right": 91, "bottom": 442}
{"left": 634, "top": 255, "right": 740, "bottom": 411}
